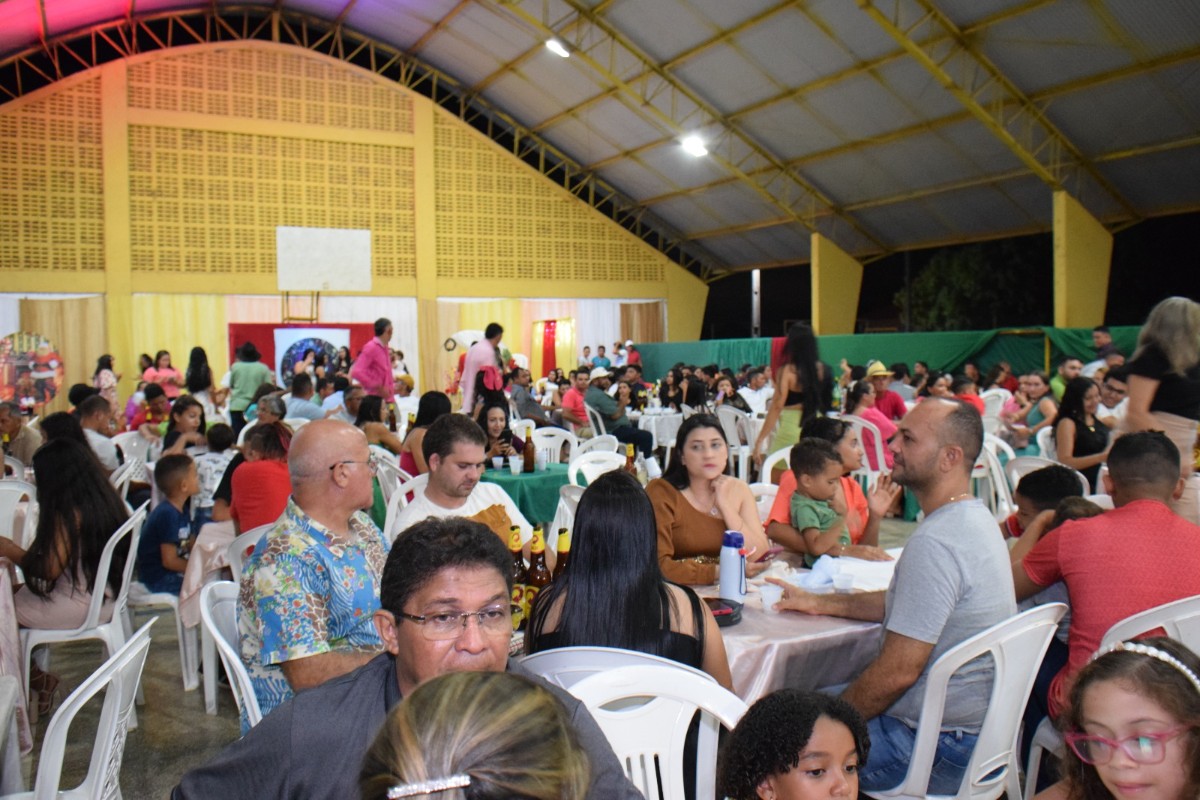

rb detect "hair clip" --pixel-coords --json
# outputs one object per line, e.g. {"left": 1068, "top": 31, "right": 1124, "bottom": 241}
{"left": 386, "top": 774, "right": 471, "bottom": 798}
{"left": 1100, "top": 640, "right": 1200, "bottom": 695}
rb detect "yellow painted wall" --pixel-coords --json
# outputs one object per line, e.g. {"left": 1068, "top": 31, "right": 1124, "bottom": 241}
{"left": 811, "top": 233, "right": 863, "bottom": 335}
{"left": 1053, "top": 190, "right": 1113, "bottom": 328}
{"left": 0, "top": 41, "right": 703, "bottom": 386}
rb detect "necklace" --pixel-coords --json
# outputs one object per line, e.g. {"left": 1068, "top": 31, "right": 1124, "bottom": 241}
{"left": 946, "top": 493, "right": 973, "bottom": 503}
{"left": 685, "top": 487, "right": 721, "bottom": 517}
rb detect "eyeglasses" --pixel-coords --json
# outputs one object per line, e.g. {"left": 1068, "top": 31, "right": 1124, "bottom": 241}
{"left": 329, "top": 455, "right": 379, "bottom": 475}
{"left": 1064, "top": 727, "right": 1188, "bottom": 765}
{"left": 1101, "top": 384, "right": 1126, "bottom": 396}
{"left": 398, "top": 605, "right": 515, "bottom": 640}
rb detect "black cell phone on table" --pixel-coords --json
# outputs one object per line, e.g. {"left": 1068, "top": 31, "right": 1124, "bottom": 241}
{"left": 703, "top": 597, "right": 743, "bottom": 627}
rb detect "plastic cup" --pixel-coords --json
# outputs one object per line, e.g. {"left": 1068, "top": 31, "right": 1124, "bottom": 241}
{"left": 535, "top": 450, "right": 548, "bottom": 471}
{"left": 759, "top": 583, "right": 784, "bottom": 613}
{"left": 508, "top": 455, "right": 522, "bottom": 475}
{"left": 833, "top": 573, "right": 855, "bottom": 593}
{"left": 492, "top": 456, "right": 504, "bottom": 470}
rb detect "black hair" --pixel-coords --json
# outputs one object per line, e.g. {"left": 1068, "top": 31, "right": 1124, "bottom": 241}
{"left": 746, "top": 367, "right": 764, "bottom": 381}
{"left": 374, "top": 317, "right": 392, "bottom": 337}
{"left": 950, "top": 374, "right": 976, "bottom": 394}
{"left": 526, "top": 471, "right": 695, "bottom": 658}
{"left": 1052, "top": 377, "right": 1103, "bottom": 439}
{"left": 380, "top": 517, "right": 511, "bottom": 617}
{"left": 333, "top": 375, "right": 351, "bottom": 393}
{"left": 412, "top": 391, "right": 452, "bottom": 429}
{"left": 205, "top": 423, "right": 235, "bottom": 453}
{"left": 291, "top": 373, "right": 313, "bottom": 396}
{"left": 1014, "top": 465, "right": 1085, "bottom": 510}
{"left": 153, "top": 350, "right": 171, "bottom": 368}
{"left": 422, "top": 413, "right": 486, "bottom": 464}
{"left": 78, "top": 394, "right": 111, "bottom": 420}
{"left": 1092, "top": 325, "right": 1110, "bottom": 334}
{"left": 143, "top": 383, "right": 166, "bottom": 402}
{"left": 1107, "top": 431, "right": 1181, "bottom": 489}
{"left": 245, "top": 421, "right": 292, "bottom": 461}
{"left": 476, "top": 402, "right": 512, "bottom": 443}
{"left": 302, "top": 348, "right": 315, "bottom": 360}
{"left": 889, "top": 362, "right": 910, "bottom": 380}
{"left": 717, "top": 689, "right": 870, "bottom": 800}
{"left": 68, "top": 383, "right": 98, "bottom": 408}
{"left": 138, "top": 353, "right": 153, "bottom": 370}
{"left": 789, "top": 437, "right": 842, "bottom": 479}
{"left": 937, "top": 398, "right": 984, "bottom": 468}
{"left": 315, "top": 376, "right": 331, "bottom": 393}
{"left": 185, "top": 347, "right": 213, "bottom": 395}
{"left": 663, "top": 414, "right": 730, "bottom": 490}
{"left": 23, "top": 440, "right": 129, "bottom": 599}
{"left": 981, "top": 363, "right": 1007, "bottom": 390}
{"left": 238, "top": 341, "right": 262, "bottom": 362}
{"left": 846, "top": 380, "right": 873, "bottom": 410}
{"left": 484, "top": 322, "right": 504, "bottom": 340}
{"left": 166, "top": 394, "right": 206, "bottom": 434}
{"left": 93, "top": 354, "right": 114, "bottom": 379}
{"left": 41, "top": 411, "right": 88, "bottom": 446}
{"left": 801, "top": 416, "right": 851, "bottom": 447}
{"left": 154, "top": 453, "right": 194, "bottom": 495}
{"left": 783, "top": 323, "right": 822, "bottom": 426}
{"left": 355, "top": 395, "right": 384, "bottom": 428}
{"left": 251, "top": 383, "right": 280, "bottom": 404}
{"left": 1103, "top": 365, "right": 1129, "bottom": 384}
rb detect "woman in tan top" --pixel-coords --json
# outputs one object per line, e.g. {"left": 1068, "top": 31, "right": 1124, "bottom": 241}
{"left": 647, "top": 414, "right": 770, "bottom": 585}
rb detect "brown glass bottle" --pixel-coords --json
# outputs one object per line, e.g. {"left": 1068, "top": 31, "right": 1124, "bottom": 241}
{"left": 508, "top": 526, "right": 528, "bottom": 631}
{"left": 387, "top": 402, "right": 397, "bottom": 432}
{"left": 522, "top": 433, "right": 535, "bottom": 473}
{"left": 552, "top": 528, "right": 570, "bottom": 582}
{"left": 526, "top": 526, "right": 552, "bottom": 615}
{"left": 624, "top": 442, "right": 637, "bottom": 474}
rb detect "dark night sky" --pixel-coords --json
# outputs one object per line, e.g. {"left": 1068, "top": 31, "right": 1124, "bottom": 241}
{"left": 701, "top": 211, "right": 1199, "bottom": 338}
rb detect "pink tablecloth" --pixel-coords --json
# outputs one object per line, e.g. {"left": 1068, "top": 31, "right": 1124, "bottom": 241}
{"left": 0, "top": 558, "right": 31, "bottom": 756}
{"left": 179, "top": 521, "right": 236, "bottom": 628}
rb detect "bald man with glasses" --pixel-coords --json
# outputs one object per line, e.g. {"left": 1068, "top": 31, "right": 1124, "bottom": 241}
{"left": 238, "top": 419, "right": 391, "bottom": 720}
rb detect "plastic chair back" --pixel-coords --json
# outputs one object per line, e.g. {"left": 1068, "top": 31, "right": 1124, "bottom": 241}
{"left": 510, "top": 419, "right": 536, "bottom": 444}
{"left": 550, "top": 484, "right": 585, "bottom": 536}
{"left": 374, "top": 457, "right": 411, "bottom": 507}
{"left": 27, "top": 619, "right": 155, "bottom": 800}
{"left": 749, "top": 482, "right": 778, "bottom": 524}
{"left": 531, "top": 428, "right": 578, "bottom": 464}
{"left": 111, "top": 431, "right": 151, "bottom": 465}
{"left": 3, "top": 455, "right": 23, "bottom": 478}
{"left": 842, "top": 415, "right": 888, "bottom": 479}
{"left": 569, "top": 664, "right": 747, "bottom": 800}
{"left": 982, "top": 434, "right": 1015, "bottom": 464}
{"left": 1100, "top": 595, "right": 1200, "bottom": 650}
{"left": 577, "top": 435, "right": 620, "bottom": 455}
{"left": 568, "top": 451, "right": 626, "bottom": 486}
{"left": 383, "top": 472, "right": 430, "bottom": 541}
{"left": 519, "top": 645, "right": 715, "bottom": 690}
{"left": 1035, "top": 427, "right": 1055, "bottom": 460}
{"left": 200, "top": 581, "right": 263, "bottom": 728}
{"left": 109, "top": 457, "right": 141, "bottom": 502}
{"left": 0, "top": 480, "right": 36, "bottom": 547}
{"left": 1005, "top": 456, "right": 1058, "bottom": 492}
{"left": 973, "top": 447, "right": 1014, "bottom": 522}
{"left": 873, "top": 603, "right": 1066, "bottom": 800}
{"left": 715, "top": 406, "right": 747, "bottom": 445}
{"left": 584, "top": 404, "right": 608, "bottom": 436}
{"left": 979, "top": 390, "right": 1007, "bottom": 418}
{"left": 761, "top": 445, "right": 792, "bottom": 483}
{"left": 227, "top": 523, "right": 274, "bottom": 583}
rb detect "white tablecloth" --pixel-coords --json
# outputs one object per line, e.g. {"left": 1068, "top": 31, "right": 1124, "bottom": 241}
{"left": 0, "top": 675, "right": 23, "bottom": 794}
{"left": 632, "top": 411, "right": 684, "bottom": 451}
{"left": 179, "top": 521, "right": 236, "bottom": 629}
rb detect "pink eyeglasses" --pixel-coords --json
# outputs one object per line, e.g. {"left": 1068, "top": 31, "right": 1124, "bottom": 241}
{"left": 1064, "top": 727, "right": 1189, "bottom": 765}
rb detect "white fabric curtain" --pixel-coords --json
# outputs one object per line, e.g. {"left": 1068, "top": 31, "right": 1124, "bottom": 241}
{"left": 321, "top": 296, "right": 420, "bottom": 391}
{"left": 0, "top": 296, "right": 20, "bottom": 338}
{"left": 575, "top": 299, "right": 623, "bottom": 361}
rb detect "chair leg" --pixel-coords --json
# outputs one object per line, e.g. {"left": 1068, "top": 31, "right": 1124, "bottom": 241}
{"left": 181, "top": 623, "right": 200, "bottom": 692}
{"left": 201, "top": 625, "right": 219, "bottom": 715}
{"left": 1024, "top": 744, "right": 1043, "bottom": 800}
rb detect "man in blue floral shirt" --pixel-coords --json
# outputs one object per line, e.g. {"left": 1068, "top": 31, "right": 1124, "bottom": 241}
{"left": 238, "top": 419, "right": 390, "bottom": 719}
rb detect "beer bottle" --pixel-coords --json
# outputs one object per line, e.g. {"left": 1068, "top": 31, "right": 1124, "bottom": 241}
{"left": 624, "top": 442, "right": 636, "bottom": 475}
{"left": 552, "top": 528, "right": 571, "bottom": 581}
{"left": 508, "top": 526, "right": 528, "bottom": 631}
{"left": 522, "top": 433, "right": 535, "bottom": 473}
{"left": 387, "top": 402, "right": 398, "bottom": 432}
{"left": 526, "top": 526, "right": 552, "bottom": 615}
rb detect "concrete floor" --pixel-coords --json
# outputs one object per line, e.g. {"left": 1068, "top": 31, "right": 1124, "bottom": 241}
{"left": 16, "top": 517, "right": 919, "bottom": 798}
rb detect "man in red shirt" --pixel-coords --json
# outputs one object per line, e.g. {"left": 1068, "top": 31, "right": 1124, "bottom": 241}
{"left": 350, "top": 318, "right": 394, "bottom": 398}
{"left": 624, "top": 340, "right": 641, "bottom": 366}
{"left": 866, "top": 360, "right": 907, "bottom": 421}
{"left": 129, "top": 383, "right": 171, "bottom": 438}
{"left": 559, "top": 368, "right": 592, "bottom": 436}
{"left": 1013, "top": 431, "right": 1200, "bottom": 718}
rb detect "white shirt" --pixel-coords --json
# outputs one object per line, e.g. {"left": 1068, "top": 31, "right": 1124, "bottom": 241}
{"left": 1097, "top": 397, "right": 1128, "bottom": 429}
{"left": 737, "top": 385, "right": 774, "bottom": 415}
{"left": 321, "top": 391, "right": 344, "bottom": 414}
{"left": 84, "top": 428, "right": 120, "bottom": 471}
{"left": 390, "top": 481, "right": 532, "bottom": 545}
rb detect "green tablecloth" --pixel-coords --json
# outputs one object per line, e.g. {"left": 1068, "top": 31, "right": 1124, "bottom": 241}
{"left": 480, "top": 463, "right": 570, "bottom": 525}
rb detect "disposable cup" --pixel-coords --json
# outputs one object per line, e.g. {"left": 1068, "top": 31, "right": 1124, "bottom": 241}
{"left": 492, "top": 456, "right": 504, "bottom": 470}
{"left": 508, "top": 455, "right": 522, "bottom": 475}
{"left": 759, "top": 583, "right": 784, "bottom": 613}
{"left": 535, "top": 451, "right": 548, "bottom": 471}
{"left": 833, "top": 573, "right": 854, "bottom": 593}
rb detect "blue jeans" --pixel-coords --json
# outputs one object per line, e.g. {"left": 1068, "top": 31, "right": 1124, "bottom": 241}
{"left": 859, "top": 715, "right": 977, "bottom": 795}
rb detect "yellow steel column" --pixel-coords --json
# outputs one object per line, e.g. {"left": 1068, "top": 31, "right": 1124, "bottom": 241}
{"left": 1053, "top": 190, "right": 1113, "bottom": 327}
{"left": 100, "top": 61, "right": 135, "bottom": 399}
{"left": 412, "top": 99, "right": 440, "bottom": 393}
{"left": 811, "top": 233, "right": 863, "bottom": 335}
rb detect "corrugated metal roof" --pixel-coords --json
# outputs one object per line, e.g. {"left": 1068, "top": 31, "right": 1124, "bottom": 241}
{"left": 1, "top": 0, "right": 1197, "bottom": 277}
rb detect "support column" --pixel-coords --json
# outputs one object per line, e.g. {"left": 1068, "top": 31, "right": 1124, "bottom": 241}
{"left": 100, "top": 62, "right": 135, "bottom": 399}
{"left": 811, "top": 233, "right": 862, "bottom": 335}
{"left": 1053, "top": 190, "right": 1113, "bottom": 328}
{"left": 412, "top": 100, "right": 440, "bottom": 393}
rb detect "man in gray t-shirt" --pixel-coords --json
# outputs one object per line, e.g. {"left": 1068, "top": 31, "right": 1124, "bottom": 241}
{"left": 773, "top": 399, "right": 1016, "bottom": 795}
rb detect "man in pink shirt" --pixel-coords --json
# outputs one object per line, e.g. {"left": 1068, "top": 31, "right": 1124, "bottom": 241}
{"left": 866, "top": 360, "right": 907, "bottom": 421}
{"left": 350, "top": 318, "right": 393, "bottom": 398}
{"left": 461, "top": 323, "right": 503, "bottom": 415}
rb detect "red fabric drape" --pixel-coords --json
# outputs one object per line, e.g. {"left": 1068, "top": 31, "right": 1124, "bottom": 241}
{"left": 770, "top": 337, "right": 788, "bottom": 374}
{"left": 541, "top": 320, "right": 557, "bottom": 376}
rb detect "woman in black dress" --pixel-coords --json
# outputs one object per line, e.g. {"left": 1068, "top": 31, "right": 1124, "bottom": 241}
{"left": 1052, "top": 377, "right": 1110, "bottom": 492}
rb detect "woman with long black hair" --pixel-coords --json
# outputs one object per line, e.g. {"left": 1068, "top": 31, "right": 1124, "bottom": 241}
{"left": 753, "top": 323, "right": 822, "bottom": 467}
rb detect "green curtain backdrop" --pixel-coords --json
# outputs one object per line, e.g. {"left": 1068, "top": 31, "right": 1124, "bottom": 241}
{"left": 638, "top": 326, "right": 1142, "bottom": 381}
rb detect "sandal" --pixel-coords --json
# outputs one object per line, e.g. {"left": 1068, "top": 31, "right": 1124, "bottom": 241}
{"left": 29, "top": 671, "right": 61, "bottom": 724}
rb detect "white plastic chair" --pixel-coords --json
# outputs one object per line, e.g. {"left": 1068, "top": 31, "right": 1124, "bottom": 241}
{"left": 282, "top": 417, "right": 310, "bottom": 431}
{"left": 226, "top": 523, "right": 274, "bottom": 583}
{"left": 110, "top": 431, "right": 151, "bottom": 465}
{"left": 3, "top": 455, "right": 23, "bottom": 478}
{"left": 983, "top": 434, "right": 1015, "bottom": 464}
{"left": 1083, "top": 493, "right": 1114, "bottom": 509}
{"left": 872, "top": 603, "right": 1066, "bottom": 800}
{"left": 550, "top": 484, "right": 584, "bottom": 536}
{"left": 374, "top": 457, "right": 412, "bottom": 507}
{"left": 381, "top": 472, "right": 430, "bottom": 541}
{"left": 1024, "top": 596, "right": 1200, "bottom": 799}
{"left": 568, "top": 451, "right": 626, "bottom": 487}
{"left": 1035, "top": 427, "right": 1055, "bottom": 460}
{"left": 199, "top": 581, "right": 263, "bottom": 729}
{"left": 749, "top": 482, "right": 778, "bottom": 524}
{"left": 125, "top": 581, "right": 199, "bottom": 692}
{"left": 0, "top": 480, "right": 36, "bottom": 549}
{"left": 108, "top": 458, "right": 140, "bottom": 503}
{"left": 1006, "top": 456, "right": 1088, "bottom": 496}
{"left": 569, "top": 663, "right": 747, "bottom": 800}
{"left": 20, "top": 504, "right": 149, "bottom": 717}
{"left": 583, "top": 404, "right": 609, "bottom": 436}
{"left": 973, "top": 447, "right": 1015, "bottom": 523}
{"left": 716, "top": 406, "right": 752, "bottom": 481}
{"left": 531, "top": 428, "right": 578, "bottom": 465}
{"left": 760, "top": 445, "right": 792, "bottom": 483}
{"left": 979, "top": 390, "right": 1008, "bottom": 418}
{"left": 519, "top": 645, "right": 716, "bottom": 689}
{"left": 3, "top": 619, "right": 155, "bottom": 800}
{"left": 509, "top": 419, "right": 536, "bottom": 445}
{"left": 842, "top": 415, "right": 888, "bottom": 483}
{"left": 576, "top": 434, "right": 620, "bottom": 455}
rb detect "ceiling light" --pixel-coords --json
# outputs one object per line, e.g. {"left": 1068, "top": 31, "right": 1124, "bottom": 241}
{"left": 545, "top": 39, "right": 569, "bottom": 58}
{"left": 681, "top": 135, "right": 708, "bottom": 157}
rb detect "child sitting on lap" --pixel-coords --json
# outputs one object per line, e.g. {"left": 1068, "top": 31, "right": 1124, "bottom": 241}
{"left": 1001, "top": 464, "right": 1085, "bottom": 539}
{"left": 790, "top": 438, "right": 851, "bottom": 567}
{"left": 137, "top": 453, "right": 199, "bottom": 594}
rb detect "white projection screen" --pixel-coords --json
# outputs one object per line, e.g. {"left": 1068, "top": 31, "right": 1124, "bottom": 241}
{"left": 276, "top": 226, "right": 372, "bottom": 292}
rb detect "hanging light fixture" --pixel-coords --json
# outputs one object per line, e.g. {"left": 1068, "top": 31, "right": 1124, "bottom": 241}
{"left": 681, "top": 135, "right": 708, "bottom": 157}
{"left": 545, "top": 39, "right": 570, "bottom": 58}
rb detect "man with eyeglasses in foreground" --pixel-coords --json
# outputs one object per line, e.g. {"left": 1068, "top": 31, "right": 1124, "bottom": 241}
{"left": 237, "top": 419, "right": 391, "bottom": 721}
{"left": 175, "top": 516, "right": 641, "bottom": 799}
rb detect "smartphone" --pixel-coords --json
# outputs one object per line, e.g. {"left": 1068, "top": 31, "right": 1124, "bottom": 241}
{"left": 755, "top": 546, "right": 785, "bottom": 564}
{"left": 715, "top": 390, "right": 725, "bottom": 402}
{"left": 703, "top": 597, "right": 735, "bottom": 617}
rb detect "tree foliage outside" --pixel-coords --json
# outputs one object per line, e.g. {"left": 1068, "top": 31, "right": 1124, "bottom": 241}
{"left": 894, "top": 238, "right": 1052, "bottom": 331}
